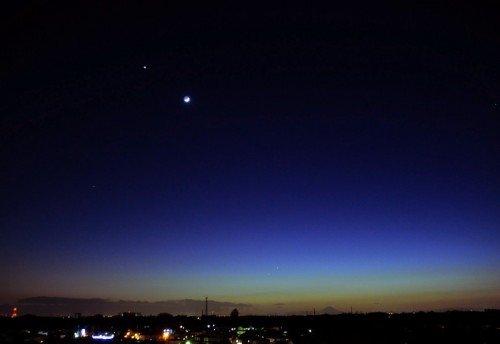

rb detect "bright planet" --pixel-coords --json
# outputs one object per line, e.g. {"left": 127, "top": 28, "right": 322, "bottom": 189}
{"left": 183, "top": 96, "right": 190, "bottom": 103}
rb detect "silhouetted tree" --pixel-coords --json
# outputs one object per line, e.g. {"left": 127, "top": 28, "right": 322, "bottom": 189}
{"left": 230, "top": 308, "right": 239, "bottom": 318}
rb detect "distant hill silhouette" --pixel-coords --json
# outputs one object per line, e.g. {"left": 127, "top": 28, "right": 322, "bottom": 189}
{"left": 318, "top": 306, "right": 342, "bottom": 315}
{"left": 287, "top": 306, "right": 342, "bottom": 316}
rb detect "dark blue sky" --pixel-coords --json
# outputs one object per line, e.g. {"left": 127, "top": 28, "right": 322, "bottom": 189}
{"left": 1, "top": 2, "right": 499, "bottom": 315}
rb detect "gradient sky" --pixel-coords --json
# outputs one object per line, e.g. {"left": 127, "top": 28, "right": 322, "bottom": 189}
{"left": 1, "top": 3, "right": 499, "bottom": 316}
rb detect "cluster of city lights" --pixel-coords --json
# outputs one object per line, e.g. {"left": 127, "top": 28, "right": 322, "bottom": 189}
{"left": 73, "top": 328, "right": 178, "bottom": 341}
{"left": 124, "top": 330, "right": 142, "bottom": 341}
{"left": 74, "top": 328, "right": 114, "bottom": 341}
{"left": 73, "top": 328, "right": 86, "bottom": 339}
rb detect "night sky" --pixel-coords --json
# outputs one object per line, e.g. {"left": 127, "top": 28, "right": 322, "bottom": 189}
{"left": 1, "top": 3, "right": 499, "bottom": 316}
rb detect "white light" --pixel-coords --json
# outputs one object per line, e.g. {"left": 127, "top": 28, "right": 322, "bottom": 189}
{"left": 183, "top": 96, "right": 190, "bottom": 103}
{"left": 92, "top": 333, "right": 114, "bottom": 340}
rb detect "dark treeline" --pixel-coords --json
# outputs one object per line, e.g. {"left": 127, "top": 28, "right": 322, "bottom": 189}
{"left": 1, "top": 310, "right": 500, "bottom": 343}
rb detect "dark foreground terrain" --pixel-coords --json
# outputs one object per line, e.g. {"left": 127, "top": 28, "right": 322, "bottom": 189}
{"left": 1, "top": 310, "right": 499, "bottom": 343}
